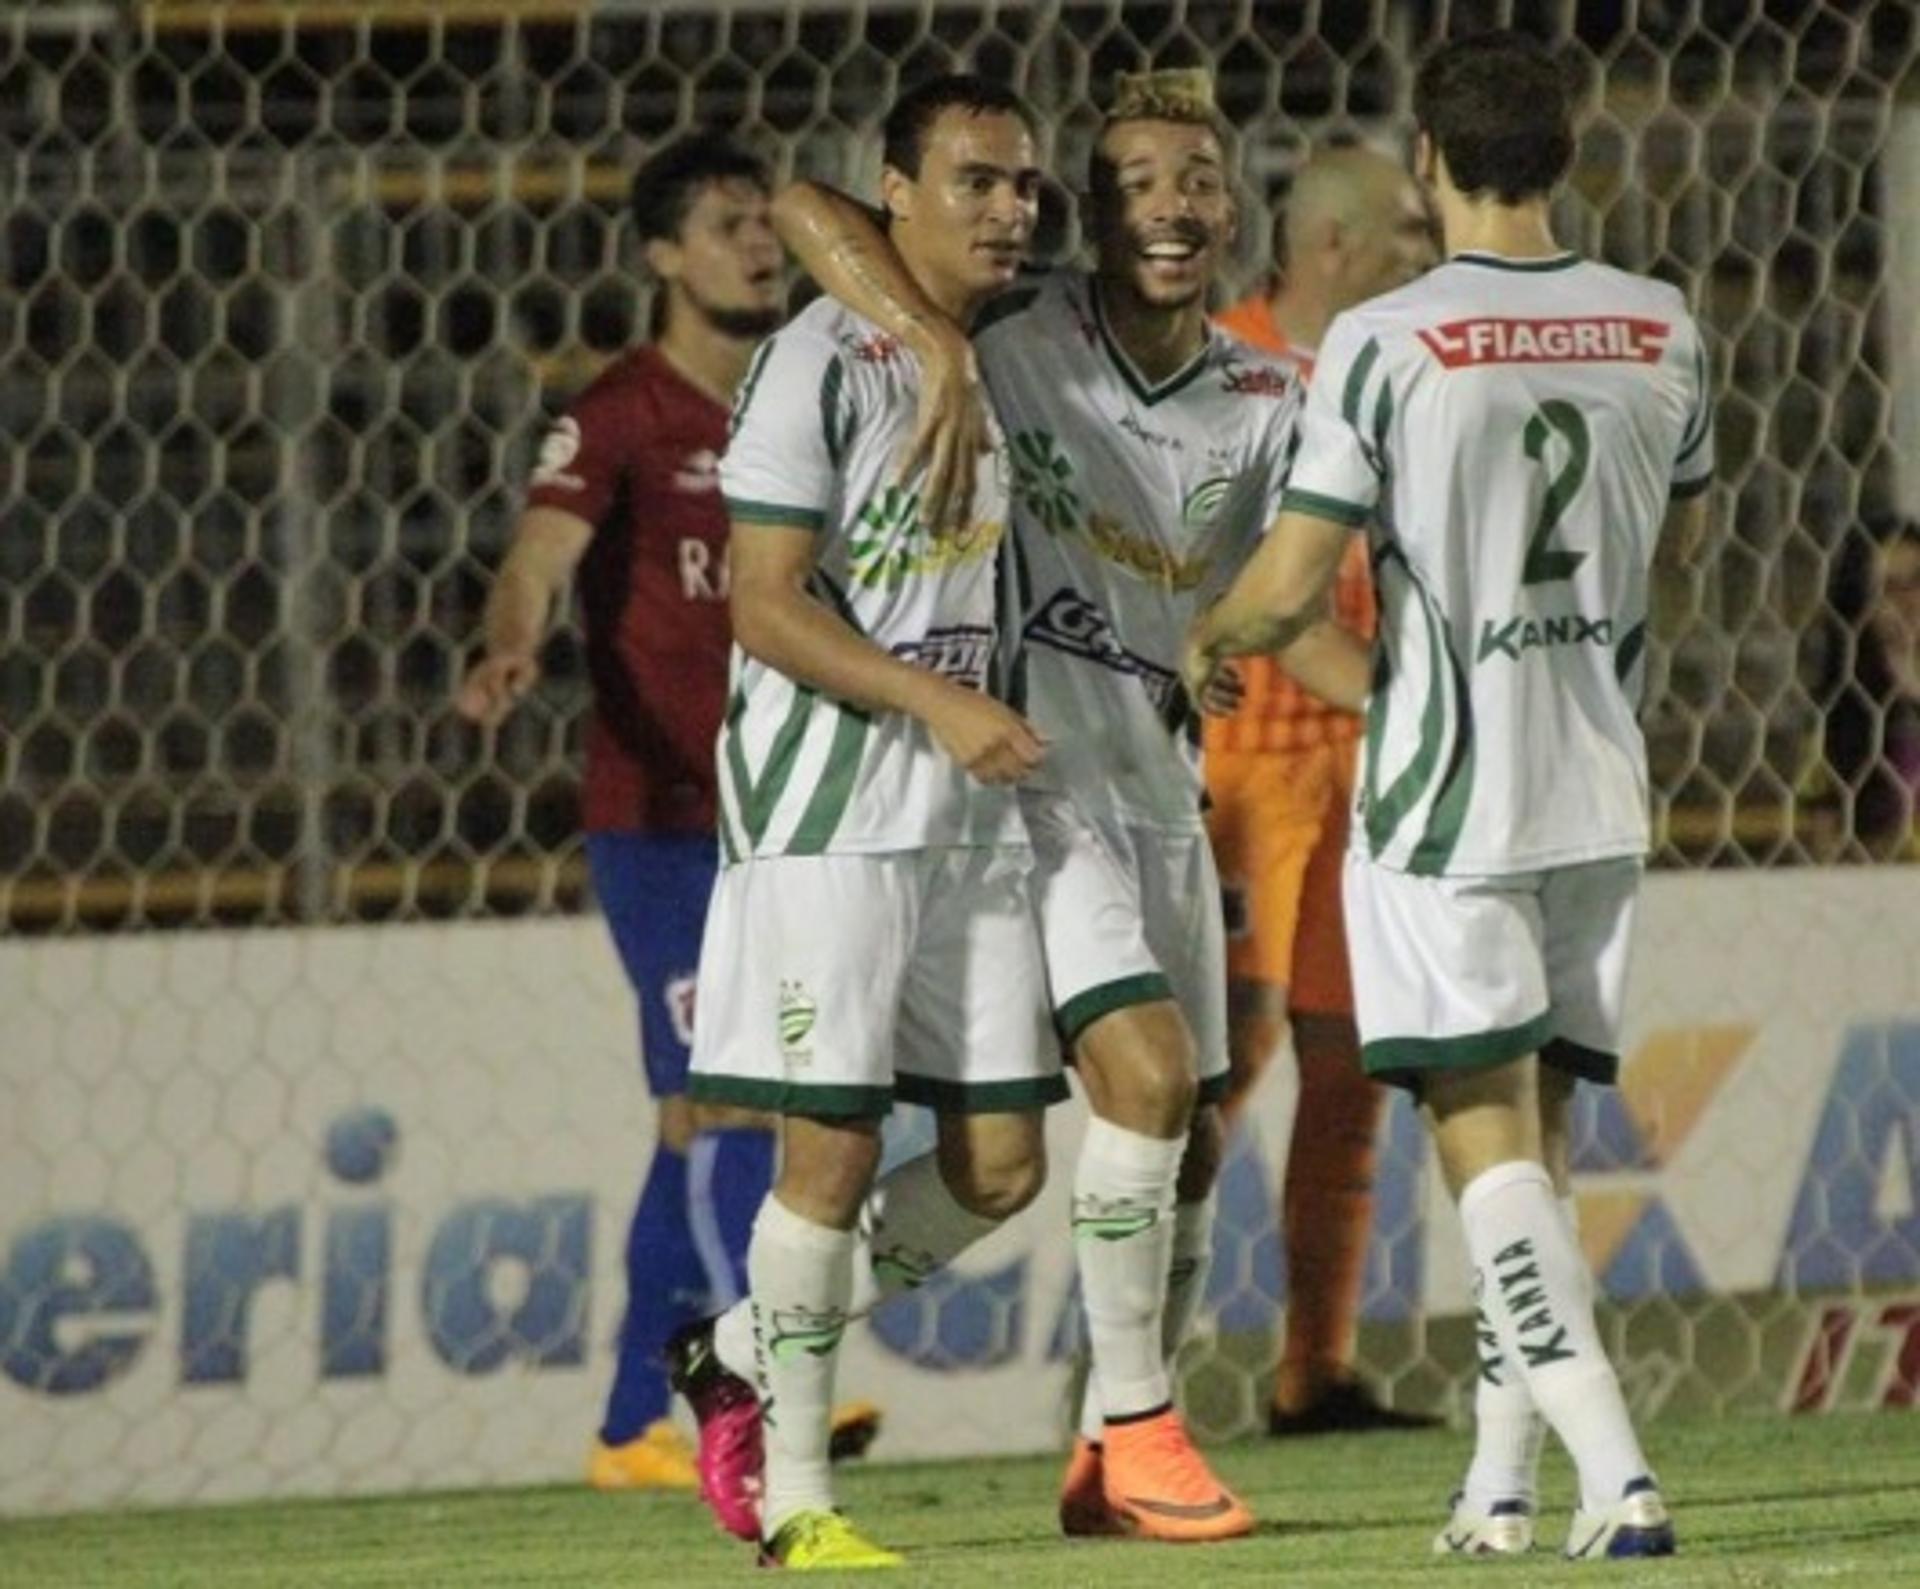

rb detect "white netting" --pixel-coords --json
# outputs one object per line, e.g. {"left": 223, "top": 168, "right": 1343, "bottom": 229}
{"left": 4, "top": 0, "right": 1919, "bottom": 1515}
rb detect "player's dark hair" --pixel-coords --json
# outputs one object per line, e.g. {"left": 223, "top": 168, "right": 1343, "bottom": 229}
{"left": 1413, "top": 32, "right": 1576, "bottom": 203}
{"left": 630, "top": 136, "right": 770, "bottom": 245}
{"left": 882, "top": 74, "right": 1038, "bottom": 180}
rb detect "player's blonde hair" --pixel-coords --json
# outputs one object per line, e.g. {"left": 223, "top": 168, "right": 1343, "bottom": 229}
{"left": 1105, "top": 68, "right": 1234, "bottom": 145}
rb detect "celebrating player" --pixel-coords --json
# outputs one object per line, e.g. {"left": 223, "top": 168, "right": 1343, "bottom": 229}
{"left": 1207, "top": 144, "right": 1440, "bottom": 1436}
{"left": 1187, "top": 31, "right": 1711, "bottom": 1561}
{"left": 675, "top": 74, "right": 1061, "bottom": 1571}
{"left": 773, "top": 69, "right": 1368, "bottom": 1541}
{"left": 457, "top": 139, "right": 867, "bottom": 1493}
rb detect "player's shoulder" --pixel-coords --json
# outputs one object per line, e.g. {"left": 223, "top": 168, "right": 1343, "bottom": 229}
{"left": 1205, "top": 325, "right": 1301, "bottom": 406}
{"left": 972, "top": 267, "right": 1087, "bottom": 348}
{"left": 563, "top": 344, "right": 667, "bottom": 418}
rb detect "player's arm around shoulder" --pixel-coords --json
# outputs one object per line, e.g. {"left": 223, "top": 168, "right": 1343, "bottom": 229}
{"left": 771, "top": 179, "right": 996, "bottom": 532}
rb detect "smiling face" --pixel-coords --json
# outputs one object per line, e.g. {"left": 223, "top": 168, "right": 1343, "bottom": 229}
{"left": 880, "top": 106, "right": 1042, "bottom": 316}
{"left": 1087, "top": 117, "right": 1237, "bottom": 312}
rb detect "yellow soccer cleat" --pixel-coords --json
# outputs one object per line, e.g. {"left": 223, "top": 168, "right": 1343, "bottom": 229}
{"left": 759, "top": 1510, "right": 904, "bottom": 1571}
{"left": 586, "top": 1419, "right": 699, "bottom": 1491}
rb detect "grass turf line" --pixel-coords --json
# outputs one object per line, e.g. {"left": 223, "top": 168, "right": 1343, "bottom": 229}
{"left": 4, "top": 1411, "right": 1917, "bottom": 1586}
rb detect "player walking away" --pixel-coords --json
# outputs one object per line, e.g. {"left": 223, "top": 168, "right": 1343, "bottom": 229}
{"left": 771, "top": 69, "right": 1368, "bottom": 1543}
{"left": 1187, "top": 31, "right": 1711, "bottom": 1562}
{"left": 673, "top": 75, "right": 1061, "bottom": 1571}
{"left": 457, "top": 139, "right": 882, "bottom": 1493}
{"left": 1207, "top": 145, "right": 1443, "bottom": 1437}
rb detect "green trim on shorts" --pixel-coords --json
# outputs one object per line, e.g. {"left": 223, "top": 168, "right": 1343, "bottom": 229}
{"left": 1055, "top": 972, "right": 1175, "bottom": 1046}
{"left": 688, "top": 1074, "right": 892, "bottom": 1120}
{"left": 1360, "top": 1011, "right": 1556, "bottom": 1092}
{"left": 1542, "top": 1035, "right": 1619, "bottom": 1086}
{"left": 1196, "top": 1071, "right": 1232, "bottom": 1108}
{"left": 893, "top": 1072, "right": 1070, "bottom": 1114}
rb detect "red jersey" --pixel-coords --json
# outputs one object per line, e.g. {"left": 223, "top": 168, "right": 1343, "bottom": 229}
{"left": 525, "top": 345, "right": 732, "bottom": 834}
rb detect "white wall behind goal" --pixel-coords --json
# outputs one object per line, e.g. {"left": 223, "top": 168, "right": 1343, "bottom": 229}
{"left": 5, "top": 871, "right": 1919, "bottom": 1515}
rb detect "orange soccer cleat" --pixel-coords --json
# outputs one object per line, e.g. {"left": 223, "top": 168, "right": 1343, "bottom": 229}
{"left": 1099, "top": 1408, "right": 1254, "bottom": 1543}
{"left": 1058, "top": 1436, "right": 1125, "bottom": 1537}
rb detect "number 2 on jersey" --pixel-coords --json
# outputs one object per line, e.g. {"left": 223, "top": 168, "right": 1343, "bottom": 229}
{"left": 1520, "top": 399, "right": 1590, "bottom": 584}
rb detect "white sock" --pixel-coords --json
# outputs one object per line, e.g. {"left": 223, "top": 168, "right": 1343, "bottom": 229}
{"left": 1459, "top": 1161, "right": 1649, "bottom": 1512}
{"left": 1073, "top": 1118, "right": 1184, "bottom": 1423}
{"left": 1460, "top": 1195, "right": 1583, "bottom": 1509}
{"left": 847, "top": 1151, "right": 1001, "bottom": 1316}
{"left": 1462, "top": 1301, "right": 1546, "bottom": 1511}
{"left": 1077, "top": 1190, "right": 1217, "bottom": 1443}
{"left": 748, "top": 1195, "right": 855, "bottom": 1536}
{"left": 714, "top": 1297, "right": 757, "bottom": 1382}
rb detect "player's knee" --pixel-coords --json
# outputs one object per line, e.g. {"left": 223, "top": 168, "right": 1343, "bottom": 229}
{"left": 1078, "top": 1003, "right": 1199, "bottom": 1134}
{"left": 943, "top": 1153, "right": 1045, "bottom": 1221}
{"left": 776, "top": 1119, "right": 883, "bottom": 1229}
{"left": 939, "top": 1125, "right": 1047, "bottom": 1220}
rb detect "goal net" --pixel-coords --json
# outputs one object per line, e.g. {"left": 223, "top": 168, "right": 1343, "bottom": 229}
{"left": 4, "top": 0, "right": 1918, "bottom": 1513}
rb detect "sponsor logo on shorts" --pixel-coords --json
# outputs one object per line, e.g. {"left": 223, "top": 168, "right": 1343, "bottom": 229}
{"left": 777, "top": 980, "right": 817, "bottom": 1064}
{"left": 665, "top": 973, "right": 698, "bottom": 1048}
{"left": 1026, "top": 589, "right": 1180, "bottom": 716}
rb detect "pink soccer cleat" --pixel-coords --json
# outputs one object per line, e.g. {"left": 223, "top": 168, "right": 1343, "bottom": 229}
{"left": 666, "top": 1318, "right": 764, "bottom": 1540}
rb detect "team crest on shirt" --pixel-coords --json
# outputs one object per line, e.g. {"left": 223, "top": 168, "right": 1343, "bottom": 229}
{"left": 530, "top": 416, "right": 584, "bottom": 490}
{"left": 777, "top": 980, "right": 817, "bottom": 1064}
{"left": 1181, "top": 477, "right": 1234, "bottom": 528}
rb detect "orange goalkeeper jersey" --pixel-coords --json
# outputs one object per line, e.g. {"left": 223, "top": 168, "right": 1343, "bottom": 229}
{"left": 1208, "top": 292, "right": 1374, "bottom": 755}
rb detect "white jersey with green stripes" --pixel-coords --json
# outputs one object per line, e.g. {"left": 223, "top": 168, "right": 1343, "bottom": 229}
{"left": 1284, "top": 250, "right": 1715, "bottom": 876}
{"left": 716, "top": 296, "right": 1021, "bottom": 860}
{"left": 974, "top": 270, "right": 1302, "bottom": 831}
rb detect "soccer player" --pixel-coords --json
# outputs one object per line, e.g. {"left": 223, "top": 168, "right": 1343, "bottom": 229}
{"left": 456, "top": 139, "right": 796, "bottom": 1492}
{"left": 680, "top": 74, "right": 1061, "bottom": 1570}
{"left": 772, "top": 69, "right": 1367, "bottom": 1541}
{"left": 1187, "top": 31, "right": 1711, "bottom": 1561}
{"left": 1206, "top": 145, "right": 1442, "bottom": 1436}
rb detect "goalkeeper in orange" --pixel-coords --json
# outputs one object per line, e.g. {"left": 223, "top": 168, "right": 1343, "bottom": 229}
{"left": 1206, "top": 144, "right": 1440, "bottom": 1435}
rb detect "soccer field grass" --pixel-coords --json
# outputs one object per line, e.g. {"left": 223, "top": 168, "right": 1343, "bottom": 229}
{"left": 5, "top": 1412, "right": 1914, "bottom": 1587}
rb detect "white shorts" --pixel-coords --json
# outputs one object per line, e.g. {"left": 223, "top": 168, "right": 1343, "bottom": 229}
{"left": 1019, "top": 790, "right": 1230, "bottom": 1104}
{"left": 1342, "top": 851, "right": 1641, "bottom": 1092}
{"left": 687, "top": 846, "right": 1064, "bottom": 1119}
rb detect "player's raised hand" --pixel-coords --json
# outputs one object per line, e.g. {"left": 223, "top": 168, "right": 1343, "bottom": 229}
{"left": 457, "top": 651, "right": 540, "bottom": 727}
{"left": 920, "top": 682, "right": 1047, "bottom": 785}
{"left": 897, "top": 326, "right": 992, "bottom": 534}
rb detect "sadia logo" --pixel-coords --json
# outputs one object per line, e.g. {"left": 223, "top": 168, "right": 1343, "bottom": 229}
{"left": 777, "top": 980, "right": 817, "bottom": 1062}
{"left": 1182, "top": 476, "right": 1234, "bottom": 528}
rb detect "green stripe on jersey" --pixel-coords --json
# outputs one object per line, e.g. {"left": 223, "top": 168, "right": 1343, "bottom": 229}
{"left": 1281, "top": 486, "right": 1371, "bottom": 527}
{"left": 739, "top": 687, "right": 817, "bottom": 847}
{"left": 1367, "top": 565, "right": 1451, "bottom": 860}
{"left": 1342, "top": 336, "right": 1382, "bottom": 426}
{"left": 727, "top": 496, "right": 827, "bottom": 530}
{"left": 820, "top": 354, "right": 854, "bottom": 468}
{"left": 787, "top": 705, "right": 870, "bottom": 855}
{"left": 730, "top": 340, "right": 775, "bottom": 432}
{"left": 1407, "top": 616, "right": 1476, "bottom": 876}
